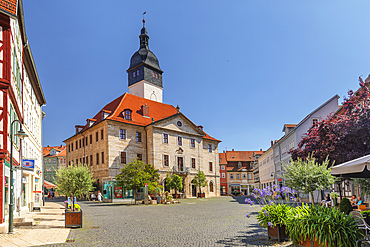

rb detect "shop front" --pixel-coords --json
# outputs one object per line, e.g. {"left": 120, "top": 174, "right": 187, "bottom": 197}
{"left": 102, "top": 180, "right": 133, "bottom": 202}
{"left": 230, "top": 184, "right": 241, "bottom": 195}
{"left": 241, "top": 184, "right": 254, "bottom": 196}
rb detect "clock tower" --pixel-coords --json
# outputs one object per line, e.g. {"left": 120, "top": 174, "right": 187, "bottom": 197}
{"left": 127, "top": 18, "right": 163, "bottom": 102}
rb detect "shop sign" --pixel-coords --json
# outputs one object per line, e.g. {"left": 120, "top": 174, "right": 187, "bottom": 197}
{"left": 241, "top": 185, "right": 248, "bottom": 188}
{"left": 22, "top": 159, "right": 35, "bottom": 169}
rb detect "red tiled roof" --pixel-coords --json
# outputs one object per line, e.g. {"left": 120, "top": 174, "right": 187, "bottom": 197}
{"left": 225, "top": 151, "right": 255, "bottom": 161}
{"left": 284, "top": 124, "right": 297, "bottom": 128}
{"left": 219, "top": 153, "right": 227, "bottom": 164}
{"left": 0, "top": 0, "right": 17, "bottom": 16}
{"left": 254, "top": 151, "right": 265, "bottom": 155}
{"left": 43, "top": 145, "right": 66, "bottom": 157}
{"left": 57, "top": 147, "right": 66, "bottom": 157}
{"left": 76, "top": 93, "right": 220, "bottom": 142}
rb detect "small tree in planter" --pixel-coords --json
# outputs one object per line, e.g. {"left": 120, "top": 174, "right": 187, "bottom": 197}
{"left": 339, "top": 197, "right": 352, "bottom": 215}
{"left": 192, "top": 170, "right": 207, "bottom": 197}
{"left": 115, "top": 158, "right": 159, "bottom": 204}
{"left": 55, "top": 163, "right": 94, "bottom": 211}
{"left": 168, "top": 174, "right": 183, "bottom": 199}
{"left": 330, "top": 192, "right": 339, "bottom": 206}
{"left": 283, "top": 155, "right": 336, "bottom": 204}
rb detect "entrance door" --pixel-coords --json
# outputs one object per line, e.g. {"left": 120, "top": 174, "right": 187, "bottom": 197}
{"left": 178, "top": 157, "right": 183, "bottom": 171}
{"left": 192, "top": 185, "right": 197, "bottom": 197}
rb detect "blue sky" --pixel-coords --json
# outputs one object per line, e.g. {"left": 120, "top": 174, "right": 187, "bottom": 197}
{"left": 23, "top": 1, "right": 370, "bottom": 152}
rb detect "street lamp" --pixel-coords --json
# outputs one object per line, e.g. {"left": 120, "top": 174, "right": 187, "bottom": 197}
{"left": 8, "top": 120, "right": 28, "bottom": 234}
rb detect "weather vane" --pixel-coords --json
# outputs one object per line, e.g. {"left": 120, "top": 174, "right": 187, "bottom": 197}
{"left": 142, "top": 12, "right": 146, "bottom": 27}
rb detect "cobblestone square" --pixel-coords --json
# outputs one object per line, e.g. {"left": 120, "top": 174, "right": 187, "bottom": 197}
{"left": 53, "top": 196, "right": 291, "bottom": 247}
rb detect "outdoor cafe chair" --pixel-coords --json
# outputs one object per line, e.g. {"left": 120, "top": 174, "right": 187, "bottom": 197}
{"left": 351, "top": 211, "right": 370, "bottom": 247}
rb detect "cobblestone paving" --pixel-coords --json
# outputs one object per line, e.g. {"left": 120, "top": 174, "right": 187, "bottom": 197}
{"left": 44, "top": 196, "right": 291, "bottom": 247}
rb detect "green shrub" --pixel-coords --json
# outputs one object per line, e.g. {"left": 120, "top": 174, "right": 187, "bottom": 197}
{"left": 361, "top": 210, "right": 370, "bottom": 217}
{"left": 257, "top": 203, "right": 292, "bottom": 228}
{"left": 339, "top": 197, "right": 352, "bottom": 215}
{"left": 286, "top": 204, "right": 362, "bottom": 247}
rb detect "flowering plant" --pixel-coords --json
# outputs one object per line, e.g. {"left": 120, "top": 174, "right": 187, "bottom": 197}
{"left": 245, "top": 185, "right": 297, "bottom": 228}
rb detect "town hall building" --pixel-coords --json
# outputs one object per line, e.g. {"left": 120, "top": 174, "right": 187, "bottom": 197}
{"left": 64, "top": 19, "right": 221, "bottom": 199}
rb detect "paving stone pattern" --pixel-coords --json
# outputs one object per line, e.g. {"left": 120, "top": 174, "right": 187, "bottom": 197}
{"left": 45, "top": 196, "right": 291, "bottom": 247}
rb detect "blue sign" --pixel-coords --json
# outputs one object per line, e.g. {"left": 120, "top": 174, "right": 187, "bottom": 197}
{"left": 22, "top": 159, "right": 35, "bottom": 169}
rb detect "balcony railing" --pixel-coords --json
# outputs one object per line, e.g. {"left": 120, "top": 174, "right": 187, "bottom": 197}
{"left": 173, "top": 165, "right": 190, "bottom": 174}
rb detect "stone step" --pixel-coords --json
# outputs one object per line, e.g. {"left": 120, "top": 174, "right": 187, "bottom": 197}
{"left": 13, "top": 217, "right": 25, "bottom": 223}
{"left": 32, "top": 212, "right": 65, "bottom": 215}
{"left": 14, "top": 221, "right": 33, "bottom": 227}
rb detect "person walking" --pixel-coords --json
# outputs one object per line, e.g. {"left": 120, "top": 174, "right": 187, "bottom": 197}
{"left": 91, "top": 193, "right": 96, "bottom": 202}
{"left": 97, "top": 191, "right": 102, "bottom": 204}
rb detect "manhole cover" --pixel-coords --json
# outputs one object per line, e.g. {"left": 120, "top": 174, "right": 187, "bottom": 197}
{"left": 66, "top": 239, "right": 75, "bottom": 242}
{"left": 89, "top": 226, "right": 101, "bottom": 229}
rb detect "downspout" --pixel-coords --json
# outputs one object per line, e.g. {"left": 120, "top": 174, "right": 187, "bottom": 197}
{"left": 145, "top": 126, "right": 148, "bottom": 164}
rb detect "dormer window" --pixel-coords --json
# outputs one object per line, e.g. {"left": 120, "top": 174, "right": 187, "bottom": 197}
{"left": 152, "top": 71, "right": 159, "bottom": 79}
{"left": 136, "top": 70, "right": 139, "bottom": 76}
{"left": 132, "top": 71, "right": 136, "bottom": 78}
{"left": 123, "top": 109, "right": 132, "bottom": 120}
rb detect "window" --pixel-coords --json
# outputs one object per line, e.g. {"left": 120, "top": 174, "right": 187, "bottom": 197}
{"left": 137, "top": 154, "right": 142, "bottom": 161}
{"left": 236, "top": 174, "right": 240, "bottom": 180}
{"left": 136, "top": 132, "right": 142, "bottom": 142}
{"left": 221, "top": 165, "right": 225, "bottom": 170}
{"left": 82, "top": 138, "right": 85, "bottom": 147}
{"left": 96, "top": 132, "right": 98, "bottom": 142}
{"left": 190, "top": 139, "right": 195, "bottom": 148}
{"left": 120, "top": 129, "right": 126, "bottom": 140}
{"left": 90, "top": 155, "right": 93, "bottom": 166}
{"left": 83, "top": 157, "right": 85, "bottom": 164}
{"left": 53, "top": 159, "right": 56, "bottom": 164}
{"left": 238, "top": 162, "right": 242, "bottom": 169}
{"left": 242, "top": 173, "right": 247, "bottom": 179}
{"left": 164, "top": 155, "right": 169, "bottom": 166}
{"left": 221, "top": 173, "right": 225, "bottom": 178}
{"left": 124, "top": 110, "right": 132, "bottom": 120}
{"left": 44, "top": 159, "right": 46, "bottom": 163}
{"left": 230, "top": 173, "right": 234, "bottom": 179}
{"left": 132, "top": 71, "right": 136, "bottom": 78}
{"left": 209, "top": 162, "right": 213, "bottom": 172}
{"left": 96, "top": 153, "right": 99, "bottom": 165}
{"left": 48, "top": 159, "right": 51, "bottom": 164}
{"left": 152, "top": 71, "right": 159, "bottom": 79}
{"left": 136, "top": 69, "right": 139, "bottom": 76}
{"left": 208, "top": 144, "right": 212, "bottom": 153}
{"left": 281, "top": 146, "right": 287, "bottom": 154}
{"left": 79, "top": 139, "right": 81, "bottom": 149}
{"left": 163, "top": 133, "right": 168, "bottom": 144}
{"left": 209, "top": 182, "right": 214, "bottom": 192}
{"left": 76, "top": 159, "right": 78, "bottom": 165}
{"left": 191, "top": 158, "right": 196, "bottom": 169}
{"left": 121, "top": 152, "right": 126, "bottom": 164}
{"left": 68, "top": 144, "right": 70, "bottom": 152}
{"left": 76, "top": 141, "right": 78, "bottom": 150}
{"left": 312, "top": 118, "right": 319, "bottom": 126}
{"left": 90, "top": 135, "right": 92, "bottom": 144}
{"left": 178, "top": 136, "right": 182, "bottom": 146}
{"left": 80, "top": 158, "right": 82, "bottom": 164}
{"left": 85, "top": 137, "right": 88, "bottom": 146}
{"left": 86, "top": 156, "right": 89, "bottom": 165}
{"left": 101, "top": 129, "right": 104, "bottom": 140}
{"left": 101, "top": 152, "right": 104, "bottom": 164}
{"left": 248, "top": 173, "right": 252, "bottom": 180}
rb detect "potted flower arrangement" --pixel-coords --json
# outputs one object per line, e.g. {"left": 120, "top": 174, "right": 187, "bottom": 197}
{"left": 245, "top": 185, "right": 296, "bottom": 242}
{"left": 55, "top": 163, "right": 94, "bottom": 228}
{"left": 285, "top": 204, "right": 362, "bottom": 247}
{"left": 330, "top": 192, "right": 338, "bottom": 207}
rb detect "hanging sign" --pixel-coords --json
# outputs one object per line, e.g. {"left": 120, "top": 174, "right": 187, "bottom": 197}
{"left": 22, "top": 159, "right": 35, "bottom": 169}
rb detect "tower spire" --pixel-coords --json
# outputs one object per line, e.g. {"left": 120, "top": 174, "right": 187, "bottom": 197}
{"left": 140, "top": 12, "right": 149, "bottom": 49}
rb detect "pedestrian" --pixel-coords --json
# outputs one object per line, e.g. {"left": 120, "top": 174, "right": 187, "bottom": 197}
{"left": 91, "top": 193, "right": 96, "bottom": 202}
{"left": 97, "top": 190, "right": 102, "bottom": 204}
{"left": 48, "top": 191, "right": 51, "bottom": 199}
{"left": 51, "top": 190, "right": 55, "bottom": 200}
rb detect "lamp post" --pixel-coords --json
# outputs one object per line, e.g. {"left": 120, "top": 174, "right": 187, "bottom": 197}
{"left": 8, "top": 120, "right": 28, "bottom": 234}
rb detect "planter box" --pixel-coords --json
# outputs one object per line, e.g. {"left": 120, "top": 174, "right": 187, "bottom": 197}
{"left": 65, "top": 210, "right": 82, "bottom": 228}
{"left": 267, "top": 224, "right": 289, "bottom": 242}
{"left": 298, "top": 237, "right": 328, "bottom": 247}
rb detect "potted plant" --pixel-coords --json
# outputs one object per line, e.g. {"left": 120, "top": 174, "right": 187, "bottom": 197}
{"left": 339, "top": 197, "right": 352, "bottom": 215}
{"left": 257, "top": 203, "right": 291, "bottom": 241}
{"left": 55, "top": 163, "right": 94, "bottom": 228}
{"left": 330, "top": 192, "right": 338, "bottom": 207}
{"left": 192, "top": 171, "right": 207, "bottom": 198}
{"left": 167, "top": 195, "right": 173, "bottom": 203}
{"left": 285, "top": 204, "right": 362, "bottom": 247}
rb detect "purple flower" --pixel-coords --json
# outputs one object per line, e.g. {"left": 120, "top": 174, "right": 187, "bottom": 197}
{"left": 246, "top": 213, "right": 251, "bottom": 218}
{"left": 245, "top": 198, "right": 255, "bottom": 205}
{"left": 264, "top": 210, "right": 268, "bottom": 217}
{"left": 268, "top": 222, "right": 274, "bottom": 227}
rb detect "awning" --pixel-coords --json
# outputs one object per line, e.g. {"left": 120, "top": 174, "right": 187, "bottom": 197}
{"left": 230, "top": 184, "right": 240, "bottom": 187}
{"left": 331, "top": 154, "right": 370, "bottom": 178}
{"left": 44, "top": 180, "right": 57, "bottom": 189}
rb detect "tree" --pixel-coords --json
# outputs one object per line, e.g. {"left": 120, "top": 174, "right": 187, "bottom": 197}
{"left": 192, "top": 170, "right": 207, "bottom": 197}
{"left": 353, "top": 178, "right": 370, "bottom": 197}
{"left": 291, "top": 77, "right": 370, "bottom": 165}
{"left": 55, "top": 163, "right": 95, "bottom": 211}
{"left": 115, "top": 158, "right": 159, "bottom": 204}
{"left": 168, "top": 174, "right": 183, "bottom": 198}
{"left": 282, "top": 155, "right": 336, "bottom": 204}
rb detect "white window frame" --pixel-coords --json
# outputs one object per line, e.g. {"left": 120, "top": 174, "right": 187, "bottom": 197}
{"left": 221, "top": 165, "right": 225, "bottom": 170}
{"left": 163, "top": 133, "right": 169, "bottom": 144}
{"left": 238, "top": 162, "right": 242, "bottom": 169}
{"left": 236, "top": 174, "right": 240, "bottom": 180}
{"left": 230, "top": 173, "right": 234, "bottom": 180}
{"left": 221, "top": 173, "right": 225, "bottom": 178}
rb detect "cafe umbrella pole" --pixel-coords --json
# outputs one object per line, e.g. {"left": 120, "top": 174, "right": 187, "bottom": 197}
{"left": 8, "top": 120, "right": 28, "bottom": 234}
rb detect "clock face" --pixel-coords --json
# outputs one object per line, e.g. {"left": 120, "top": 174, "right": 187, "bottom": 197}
{"left": 177, "top": 121, "right": 182, "bottom": 127}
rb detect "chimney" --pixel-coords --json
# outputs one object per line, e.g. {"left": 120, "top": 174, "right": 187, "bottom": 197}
{"left": 260, "top": 148, "right": 262, "bottom": 151}
{"left": 198, "top": 125, "right": 203, "bottom": 131}
{"left": 141, "top": 104, "right": 149, "bottom": 117}
{"left": 223, "top": 150, "right": 225, "bottom": 153}
{"left": 232, "top": 149, "right": 234, "bottom": 151}
{"left": 271, "top": 140, "right": 274, "bottom": 147}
